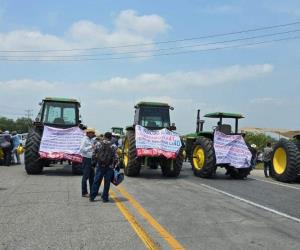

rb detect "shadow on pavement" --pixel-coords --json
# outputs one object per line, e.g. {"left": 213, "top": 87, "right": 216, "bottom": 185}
{"left": 91, "top": 196, "right": 128, "bottom": 203}
{"left": 43, "top": 165, "right": 76, "bottom": 177}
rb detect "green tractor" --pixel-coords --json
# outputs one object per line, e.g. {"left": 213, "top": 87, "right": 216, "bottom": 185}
{"left": 25, "top": 97, "right": 86, "bottom": 175}
{"left": 185, "top": 110, "right": 253, "bottom": 179}
{"left": 271, "top": 135, "right": 300, "bottom": 182}
{"left": 122, "top": 102, "right": 184, "bottom": 177}
{"left": 111, "top": 127, "right": 124, "bottom": 137}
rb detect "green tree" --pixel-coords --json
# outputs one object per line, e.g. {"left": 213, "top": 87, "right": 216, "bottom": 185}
{"left": 0, "top": 116, "right": 32, "bottom": 133}
{"left": 244, "top": 132, "right": 277, "bottom": 150}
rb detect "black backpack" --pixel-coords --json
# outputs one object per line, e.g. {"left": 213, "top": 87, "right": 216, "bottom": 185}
{"left": 97, "top": 141, "right": 114, "bottom": 166}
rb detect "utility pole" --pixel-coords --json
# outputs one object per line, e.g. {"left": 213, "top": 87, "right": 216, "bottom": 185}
{"left": 24, "top": 109, "right": 33, "bottom": 130}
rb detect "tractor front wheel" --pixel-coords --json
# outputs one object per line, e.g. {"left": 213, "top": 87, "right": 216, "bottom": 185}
{"left": 227, "top": 166, "right": 252, "bottom": 179}
{"left": 191, "top": 137, "right": 216, "bottom": 178}
{"left": 25, "top": 128, "right": 44, "bottom": 175}
{"left": 160, "top": 148, "right": 183, "bottom": 177}
{"left": 123, "top": 130, "right": 141, "bottom": 176}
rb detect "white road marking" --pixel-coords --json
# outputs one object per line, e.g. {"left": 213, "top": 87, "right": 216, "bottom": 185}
{"left": 250, "top": 177, "right": 300, "bottom": 191}
{"left": 200, "top": 183, "right": 300, "bottom": 224}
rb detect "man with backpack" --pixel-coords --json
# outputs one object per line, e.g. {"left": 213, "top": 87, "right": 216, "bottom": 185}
{"left": 90, "top": 132, "right": 118, "bottom": 203}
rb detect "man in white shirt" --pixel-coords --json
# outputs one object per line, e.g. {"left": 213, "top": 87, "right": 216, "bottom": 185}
{"left": 80, "top": 128, "right": 96, "bottom": 197}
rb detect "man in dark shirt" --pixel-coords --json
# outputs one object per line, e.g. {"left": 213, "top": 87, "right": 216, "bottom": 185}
{"left": 90, "top": 132, "right": 118, "bottom": 203}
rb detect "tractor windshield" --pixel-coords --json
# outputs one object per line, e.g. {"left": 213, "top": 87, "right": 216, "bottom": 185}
{"left": 139, "top": 106, "right": 170, "bottom": 128}
{"left": 42, "top": 102, "right": 77, "bottom": 126}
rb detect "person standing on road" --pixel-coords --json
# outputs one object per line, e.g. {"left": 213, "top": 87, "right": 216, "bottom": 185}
{"left": 263, "top": 142, "right": 273, "bottom": 177}
{"left": 90, "top": 132, "right": 118, "bottom": 203}
{"left": 11, "top": 131, "right": 21, "bottom": 165}
{"left": 80, "top": 128, "right": 96, "bottom": 197}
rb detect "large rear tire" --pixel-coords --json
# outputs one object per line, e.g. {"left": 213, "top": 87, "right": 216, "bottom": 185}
{"left": 123, "top": 130, "right": 141, "bottom": 176}
{"left": 25, "top": 128, "right": 44, "bottom": 174}
{"left": 191, "top": 137, "right": 216, "bottom": 178}
{"left": 271, "top": 139, "right": 300, "bottom": 182}
{"left": 161, "top": 148, "right": 183, "bottom": 177}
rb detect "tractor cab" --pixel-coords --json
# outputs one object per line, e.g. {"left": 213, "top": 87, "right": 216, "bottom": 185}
{"left": 132, "top": 102, "right": 176, "bottom": 130}
{"left": 35, "top": 97, "right": 81, "bottom": 128}
{"left": 204, "top": 112, "right": 244, "bottom": 135}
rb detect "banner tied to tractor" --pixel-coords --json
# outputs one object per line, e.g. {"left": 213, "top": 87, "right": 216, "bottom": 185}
{"left": 39, "top": 126, "right": 84, "bottom": 163}
{"left": 135, "top": 125, "right": 182, "bottom": 159}
{"left": 214, "top": 131, "right": 252, "bottom": 168}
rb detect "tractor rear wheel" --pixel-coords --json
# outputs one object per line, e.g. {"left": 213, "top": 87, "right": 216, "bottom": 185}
{"left": 294, "top": 140, "right": 300, "bottom": 151}
{"left": 25, "top": 128, "right": 44, "bottom": 174}
{"left": 160, "top": 148, "right": 183, "bottom": 177}
{"left": 272, "top": 139, "right": 300, "bottom": 182}
{"left": 191, "top": 137, "right": 216, "bottom": 178}
{"left": 123, "top": 130, "right": 141, "bottom": 176}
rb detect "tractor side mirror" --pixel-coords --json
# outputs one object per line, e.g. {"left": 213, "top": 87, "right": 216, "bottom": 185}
{"left": 170, "top": 123, "right": 176, "bottom": 131}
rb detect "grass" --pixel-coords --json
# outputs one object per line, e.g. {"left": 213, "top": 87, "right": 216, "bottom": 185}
{"left": 255, "top": 162, "right": 264, "bottom": 170}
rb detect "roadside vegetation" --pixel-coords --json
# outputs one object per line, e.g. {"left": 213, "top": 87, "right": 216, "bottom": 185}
{"left": 0, "top": 116, "right": 32, "bottom": 133}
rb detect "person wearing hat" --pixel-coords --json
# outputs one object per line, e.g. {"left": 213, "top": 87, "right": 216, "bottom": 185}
{"left": 90, "top": 132, "right": 118, "bottom": 203}
{"left": 79, "top": 128, "right": 96, "bottom": 197}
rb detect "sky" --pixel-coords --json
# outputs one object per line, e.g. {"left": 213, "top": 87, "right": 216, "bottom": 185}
{"left": 0, "top": 0, "right": 300, "bottom": 134}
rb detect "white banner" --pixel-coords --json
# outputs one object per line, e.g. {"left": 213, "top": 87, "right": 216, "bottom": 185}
{"left": 214, "top": 131, "right": 252, "bottom": 168}
{"left": 39, "top": 126, "right": 84, "bottom": 161}
{"left": 135, "top": 125, "right": 182, "bottom": 159}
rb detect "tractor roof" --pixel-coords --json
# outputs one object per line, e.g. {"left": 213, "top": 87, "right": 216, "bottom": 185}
{"left": 204, "top": 112, "right": 244, "bottom": 119}
{"left": 43, "top": 97, "right": 80, "bottom": 104}
{"left": 135, "top": 101, "right": 170, "bottom": 108}
{"left": 112, "top": 127, "right": 123, "bottom": 129}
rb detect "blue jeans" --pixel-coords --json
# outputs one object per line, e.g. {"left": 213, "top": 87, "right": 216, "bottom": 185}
{"left": 91, "top": 166, "right": 114, "bottom": 200}
{"left": 81, "top": 157, "right": 94, "bottom": 195}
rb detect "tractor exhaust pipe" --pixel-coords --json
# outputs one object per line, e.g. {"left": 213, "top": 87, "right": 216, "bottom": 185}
{"left": 196, "top": 109, "right": 204, "bottom": 133}
{"left": 196, "top": 109, "right": 200, "bottom": 133}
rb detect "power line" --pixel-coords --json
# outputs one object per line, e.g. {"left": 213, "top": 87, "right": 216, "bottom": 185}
{"left": 1, "top": 28, "right": 300, "bottom": 59}
{"left": 0, "top": 35, "right": 299, "bottom": 62}
{"left": 0, "top": 20, "right": 300, "bottom": 53}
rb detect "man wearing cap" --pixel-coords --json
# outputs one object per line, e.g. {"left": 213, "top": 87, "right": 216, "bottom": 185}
{"left": 80, "top": 128, "right": 96, "bottom": 197}
{"left": 90, "top": 132, "right": 118, "bottom": 203}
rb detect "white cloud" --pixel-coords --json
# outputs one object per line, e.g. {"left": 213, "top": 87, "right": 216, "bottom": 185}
{"left": 0, "top": 9, "right": 169, "bottom": 59}
{"left": 0, "top": 79, "right": 56, "bottom": 91}
{"left": 115, "top": 10, "right": 170, "bottom": 38}
{"left": 0, "top": 64, "right": 274, "bottom": 133}
{"left": 250, "top": 97, "right": 284, "bottom": 106}
{"left": 90, "top": 64, "right": 274, "bottom": 92}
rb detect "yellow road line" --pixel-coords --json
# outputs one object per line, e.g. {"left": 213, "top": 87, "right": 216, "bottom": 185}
{"left": 116, "top": 186, "right": 185, "bottom": 250}
{"left": 110, "top": 191, "right": 159, "bottom": 250}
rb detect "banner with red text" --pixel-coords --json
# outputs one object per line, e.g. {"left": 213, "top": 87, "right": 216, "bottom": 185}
{"left": 135, "top": 125, "right": 182, "bottom": 159}
{"left": 39, "top": 126, "right": 84, "bottom": 163}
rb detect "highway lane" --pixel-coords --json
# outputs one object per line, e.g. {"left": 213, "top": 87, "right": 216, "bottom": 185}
{"left": 0, "top": 163, "right": 300, "bottom": 249}
{"left": 120, "top": 163, "right": 300, "bottom": 249}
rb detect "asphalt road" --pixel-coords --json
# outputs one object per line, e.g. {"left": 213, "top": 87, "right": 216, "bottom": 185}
{"left": 0, "top": 162, "right": 300, "bottom": 250}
